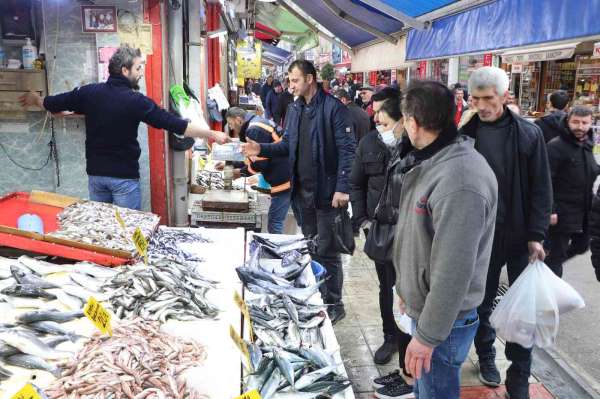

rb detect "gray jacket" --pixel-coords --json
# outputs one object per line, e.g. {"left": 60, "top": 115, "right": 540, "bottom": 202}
{"left": 393, "top": 136, "right": 498, "bottom": 347}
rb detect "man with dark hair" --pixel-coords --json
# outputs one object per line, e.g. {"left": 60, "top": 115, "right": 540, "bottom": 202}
{"left": 242, "top": 59, "right": 356, "bottom": 324}
{"left": 224, "top": 107, "right": 291, "bottom": 234}
{"left": 19, "top": 45, "right": 228, "bottom": 210}
{"left": 393, "top": 81, "right": 497, "bottom": 398}
{"left": 535, "top": 90, "right": 571, "bottom": 142}
{"left": 546, "top": 106, "right": 599, "bottom": 277}
{"left": 260, "top": 76, "right": 274, "bottom": 107}
{"left": 276, "top": 78, "right": 295, "bottom": 127}
{"left": 265, "top": 80, "right": 282, "bottom": 122}
{"left": 334, "top": 88, "right": 370, "bottom": 144}
{"left": 462, "top": 66, "right": 552, "bottom": 399}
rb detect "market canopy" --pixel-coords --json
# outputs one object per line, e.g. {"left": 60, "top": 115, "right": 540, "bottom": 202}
{"left": 262, "top": 42, "right": 293, "bottom": 65}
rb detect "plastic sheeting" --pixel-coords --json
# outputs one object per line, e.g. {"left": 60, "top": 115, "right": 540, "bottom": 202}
{"left": 407, "top": 0, "right": 600, "bottom": 60}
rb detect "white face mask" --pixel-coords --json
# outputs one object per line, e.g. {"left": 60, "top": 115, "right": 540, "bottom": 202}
{"left": 378, "top": 122, "right": 399, "bottom": 146}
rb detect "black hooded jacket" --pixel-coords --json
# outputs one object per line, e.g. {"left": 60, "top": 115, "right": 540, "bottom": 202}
{"left": 535, "top": 110, "right": 567, "bottom": 143}
{"left": 548, "top": 120, "right": 599, "bottom": 233}
{"left": 460, "top": 109, "right": 552, "bottom": 243}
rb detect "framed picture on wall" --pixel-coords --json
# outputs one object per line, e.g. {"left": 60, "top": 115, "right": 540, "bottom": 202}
{"left": 81, "top": 6, "right": 117, "bottom": 33}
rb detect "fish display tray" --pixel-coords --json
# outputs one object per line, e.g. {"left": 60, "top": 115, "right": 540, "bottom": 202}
{"left": 0, "top": 192, "right": 132, "bottom": 266}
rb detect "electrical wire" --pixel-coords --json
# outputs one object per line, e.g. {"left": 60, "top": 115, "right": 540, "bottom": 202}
{"left": 0, "top": 138, "right": 53, "bottom": 171}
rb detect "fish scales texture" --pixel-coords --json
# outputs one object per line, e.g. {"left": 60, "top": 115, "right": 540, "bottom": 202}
{"left": 46, "top": 201, "right": 160, "bottom": 253}
{"left": 45, "top": 319, "right": 206, "bottom": 398}
{"left": 147, "top": 227, "right": 210, "bottom": 264}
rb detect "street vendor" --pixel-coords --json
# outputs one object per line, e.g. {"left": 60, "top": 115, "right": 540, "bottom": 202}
{"left": 19, "top": 45, "right": 229, "bottom": 210}
{"left": 222, "top": 107, "right": 291, "bottom": 234}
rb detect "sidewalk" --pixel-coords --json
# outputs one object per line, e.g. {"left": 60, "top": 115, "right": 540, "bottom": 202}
{"left": 334, "top": 246, "right": 555, "bottom": 399}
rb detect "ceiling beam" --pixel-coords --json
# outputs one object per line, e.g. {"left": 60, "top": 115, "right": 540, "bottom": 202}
{"left": 320, "top": 0, "right": 398, "bottom": 45}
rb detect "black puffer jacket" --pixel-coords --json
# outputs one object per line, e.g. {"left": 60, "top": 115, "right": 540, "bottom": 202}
{"left": 349, "top": 130, "right": 392, "bottom": 228}
{"left": 589, "top": 188, "right": 600, "bottom": 280}
{"left": 548, "top": 121, "right": 599, "bottom": 233}
{"left": 535, "top": 110, "right": 567, "bottom": 143}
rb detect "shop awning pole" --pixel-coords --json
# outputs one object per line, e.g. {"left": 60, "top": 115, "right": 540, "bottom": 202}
{"left": 320, "top": 0, "right": 398, "bottom": 45}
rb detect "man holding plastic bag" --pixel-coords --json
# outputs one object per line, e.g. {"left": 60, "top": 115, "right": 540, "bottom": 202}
{"left": 460, "top": 67, "right": 552, "bottom": 399}
{"left": 393, "top": 81, "right": 498, "bottom": 399}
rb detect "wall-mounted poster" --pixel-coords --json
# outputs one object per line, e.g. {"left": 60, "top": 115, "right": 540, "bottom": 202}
{"left": 236, "top": 38, "right": 262, "bottom": 87}
{"left": 98, "top": 47, "right": 118, "bottom": 82}
{"left": 82, "top": 6, "right": 117, "bottom": 33}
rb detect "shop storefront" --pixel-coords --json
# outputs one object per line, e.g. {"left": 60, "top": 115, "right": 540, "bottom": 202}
{"left": 350, "top": 35, "right": 410, "bottom": 89}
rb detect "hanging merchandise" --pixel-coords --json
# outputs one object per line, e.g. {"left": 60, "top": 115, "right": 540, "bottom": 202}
{"left": 236, "top": 38, "right": 262, "bottom": 87}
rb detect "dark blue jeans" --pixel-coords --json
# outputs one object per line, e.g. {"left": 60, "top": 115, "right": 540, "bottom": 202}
{"left": 412, "top": 309, "right": 479, "bottom": 399}
{"left": 474, "top": 229, "right": 532, "bottom": 382}
{"left": 267, "top": 191, "right": 291, "bottom": 234}
{"left": 88, "top": 175, "right": 142, "bottom": 210}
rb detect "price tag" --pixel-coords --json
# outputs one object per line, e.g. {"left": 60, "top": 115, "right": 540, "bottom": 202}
{"left": 115, "top": 210, "right": 126, "bottom": 230}
{"left": 132, "top": 227, "right": 148, "bottom": 265}
{"left": 229, "top": 324, "right": 251, "bottom": 368}
{"left": 234, "top": 291, "right": 254, "bottom": 342}
{"left": 11, "top": 384, "right": 42, "bottom": 399}
{"left": 234, "top": 390, "right": 261, "bottom": 399}
{"left": 84, "top": 296, "right": 112, "bottom": 336}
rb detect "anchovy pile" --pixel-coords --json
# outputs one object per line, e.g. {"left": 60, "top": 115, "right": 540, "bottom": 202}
{"left": 147, "top": 227, "right": 210, "bottom": 264}
{"left": 48, "top": 201, "right": 160, "bottom": 253}
{"left": 244, "top": 346, "right": 351, "bottom": 398}
{"left": 103, "top": 258, "right": 220, "bottom": 322}
{"left": 196, "top": 170, "right": 226, "bottom": 190}
{"left": 45, "top": 318, "right": 208, "bottom": 398}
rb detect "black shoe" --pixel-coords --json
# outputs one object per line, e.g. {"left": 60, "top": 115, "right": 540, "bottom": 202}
{"left": 374, "top": 337, "right": 399, "bottom": 365}
{"left": 505, "top": 375, "right": 530, "bottom": 399}
{"left": 328, "top": 305, "right": 346, "bottom": 325}
{"left": 478, "top": 359, "right": 501, "bottom": 387}
{"left": 374, "top": 379, "right": 414, "bottom": 399}
{"left": 373, "top": 369, "right": 405, "bottom": 389}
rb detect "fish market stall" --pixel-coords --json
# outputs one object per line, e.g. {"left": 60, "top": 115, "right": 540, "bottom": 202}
{"left": 237, "top": 232, "right": 355, "bottom": 398}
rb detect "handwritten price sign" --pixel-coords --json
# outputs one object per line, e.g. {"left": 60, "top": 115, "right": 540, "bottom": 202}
{"left": 132, "top": 227, "right": 148, "bottom": 265}
{"left": 11, "top": 384, "right": 42, "bottom": 399}
{"left": 234, "top": 390, "right": 261, "bottom": 399}
{"left": 84, "top": 296, "right": 112, "bottom": 336}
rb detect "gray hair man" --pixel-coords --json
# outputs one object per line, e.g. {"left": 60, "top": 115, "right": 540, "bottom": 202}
{"left": 19, "top": 45, "right": 228, "bottom": 210}
{"left": 460, "top": 66, "right": 552, "bottom": 399}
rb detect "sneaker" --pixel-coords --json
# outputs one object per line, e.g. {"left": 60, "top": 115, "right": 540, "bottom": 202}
{"left": 477, "top": 359, "right": 501, "bottom": 387}
{"left": 374, "top": 337, "right": 399, "bottom": 364}
{"left": 505, "top": 375, "right": 530, "bottom": 399}
{"left": 373, "top": 369, "right": 404, "bottom": 389}
{"left": 374, "top": 379, "right": 414, "bottom": 399}
{"left": 328, "top": 305, "right": 346, "bottom": 325}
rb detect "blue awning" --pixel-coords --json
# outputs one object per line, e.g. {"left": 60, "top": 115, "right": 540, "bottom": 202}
{"left": 262, "top": 42, "right": 293, "bottom": 64}
{"left": 407, "top": 0, "right": 600, "bottom": 60}
{"left": 351, "top": 0, "right": 459, "bottom": 18}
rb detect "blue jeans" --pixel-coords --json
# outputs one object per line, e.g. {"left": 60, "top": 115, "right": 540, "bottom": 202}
{"left": 412, "top": 309, "right": 479, "bottom": 399}
{"left": 88, "top": 175, "right": 142, "bottom": 210}
{"left": 268, "top": 191, "right": 291, "bottom": 234}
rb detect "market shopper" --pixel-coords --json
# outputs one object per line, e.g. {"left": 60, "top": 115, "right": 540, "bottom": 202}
{"left": 223, "top": 107, "right": 291, "bottom": 234}
{"left": 334, "top": 88, "right": 371, "bottom": 144}
{"left": 18, "top": 45, "right": 228, "bottom": 210}
{"left": 260, "top": 76, "right": 274, "bottom": 107}
{"left": 265, "top": 80, "right": 282, "bottom": 122}
{"left": 545, "top": 106, "right": 599, "bottom": 277}
{"left": 460, "top": 66, "right": 552, "bottom": 398}
{"left": 392, "top": 81, "right": 498, "bottom": 399}
{"left": 276, "top": 78, "right": 295, "bottom": 127}
{"left": 535, "top": 90, "right": 570, "bottom": 142}
{"left": 241, "top": 59, "right": 356, "bottom": 324}
{"left": 349, "top": 87, "right": 412, "bottom": 369}
{"left": 359, "top": 85, "right": 375, "bottom": 118}
{"left": 453, "top": 85, "right": 468, "bottom": 126}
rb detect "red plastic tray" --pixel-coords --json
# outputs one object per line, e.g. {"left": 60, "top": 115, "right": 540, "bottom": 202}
{"left": 0, "top": 192, "right": 131, "bottom": 266}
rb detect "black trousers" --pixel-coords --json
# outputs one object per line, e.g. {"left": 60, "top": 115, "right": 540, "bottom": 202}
{"left": 474, "top": 229, "right": 532, "bottom": 381}
{"left": 296, "top": 205, "right": 344, "bottom": 305}
{"left": 374, "top": 261, "right": 402, "bottom": 339}
{"left": 545, "top": 231, "right": 590, "bottom": 277}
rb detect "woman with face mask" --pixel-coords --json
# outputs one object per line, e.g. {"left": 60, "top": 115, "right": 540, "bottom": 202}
{"left": 349, "top": 88, "right": 414, "bottom": 396}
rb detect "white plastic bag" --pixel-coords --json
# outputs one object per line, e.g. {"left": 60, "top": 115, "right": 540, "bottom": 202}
{"left": 490, "top": 260, "right": 584, "bottom": 348}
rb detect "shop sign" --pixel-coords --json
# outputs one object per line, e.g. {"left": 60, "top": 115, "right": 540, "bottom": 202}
{"left": 483, "top": 53, "right": 493, "bottom": 66}
{"left": 236, "top": 39, "right": 262, "bottom": 86}
{"left": 11, "top": 384, "right": 42, "bottom": 399}
{"left": 593, "top": 42, "right": 600, "bottom": 59}
{"left": 511, "top": 64, "right": 523, "bottom": 73}
{"left": 503, "top": 47, "right": 575, "bottom": 64}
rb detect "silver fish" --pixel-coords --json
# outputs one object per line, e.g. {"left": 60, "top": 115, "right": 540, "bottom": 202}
{"left": 0, "top": 329, "right": 71, "bottom": 359}
{"left": 17, "top": 309, "right": 84, "bottom": 324}
{"left": 26, "top": 321, "right": 85, "bottom": 342}
{"left": 273, "top": 348, "right": 295, "bottom": 387}
{"left": 1, "top": 284, "right": 56, "bottom": 300}
{"left": 52, "top": 290, "right": 84, "bottom": 310}
{"left": 261, "top": 367, "right": 283, "bottom": 399}
{"left": 17, "top": 256, "right": 71, "bottom": 275}
{"left": 69, "top": 272, "right": 104, "bottom": 292}
{"left": 4, "top": 353, "right": 62, "bottom": 377}
{"left": 58, "top": 283, "right": 108, "bottom": 302}
{"left": 288, "top": 366, "right": 337, "bottom": 391}
{"left": 10, "top": 265, "right": 59, "bottom": 289}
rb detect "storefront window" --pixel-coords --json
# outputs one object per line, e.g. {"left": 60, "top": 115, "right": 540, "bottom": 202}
{"left": 575, "top": 55, "right": 600, "bottom": 108}
{"left": 427, "top": 59, "right": 449, "bottom": 85}
{"left": 458, "top": 55, "right": 485, "bottom": 87}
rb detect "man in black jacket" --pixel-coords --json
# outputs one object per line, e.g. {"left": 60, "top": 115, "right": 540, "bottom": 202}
{"left": 225, "top": 107, "right": 291, "bottom": 234}
{"left": 242, "top": 60, "right": 356, "bottom": 324}
{"left": 350, "top": 87, "right": 413, "bottom": 366}
{"left": 276, "top": 78, "right": 295, "bottom": 127}
{"left": 260, "top": 76, "right": 274, "bottom": 108}
{"left": 546, "top": 106, "right": 599, "bottom": 277}
{"left": 535, "top": 90, "right": 570, "bottom": 142}
{"left": 461, "top": 67, "right": 552, "bottom": 399}
{"left": 334, "top": 88, "right": 371, "bottom": 144}
{"left": 19, "top": 45, "right": 228, "bottom": 210}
